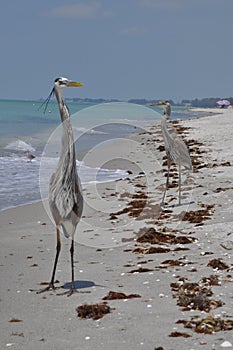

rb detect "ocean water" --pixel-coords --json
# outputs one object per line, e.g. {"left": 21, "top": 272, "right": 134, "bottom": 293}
{"left": 0, "top": 99, "right": 199, "bottom": 211}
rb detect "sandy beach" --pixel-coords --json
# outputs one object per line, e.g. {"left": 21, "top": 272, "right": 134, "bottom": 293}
{"left": 1, "top": 108, "right": 233, "bottom": 350}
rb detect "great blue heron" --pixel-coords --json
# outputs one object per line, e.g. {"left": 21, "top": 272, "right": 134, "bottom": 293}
{"left": 38, "top": 77, "right": 84, "bottom": 296}
{"left": 155, "top": 101, "right": 192, "bottom": 206}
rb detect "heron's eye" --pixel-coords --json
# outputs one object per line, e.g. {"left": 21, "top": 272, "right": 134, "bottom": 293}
{"left": 59, "top": 80, "right": 67, "bottom": 86}
{"left": 54, "top": 78, "right": 68, "bottom": 86}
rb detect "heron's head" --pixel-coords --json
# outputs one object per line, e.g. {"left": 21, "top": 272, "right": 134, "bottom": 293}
{"left": 41, "top": 77, "right": 84, "bottom": 114}
{"left": 152, "top": 100, "right": 171, "bottom": 119}
{"left": 156, "top": 100, "right": 170, "bottom": 107}
{"left": 54, "top": 77, "right": 84, "bottom": 89}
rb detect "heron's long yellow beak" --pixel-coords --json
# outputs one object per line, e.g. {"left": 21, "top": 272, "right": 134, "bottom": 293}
{"left": 150, "top": 103, "right": 162, "bottom": 106}
{"left": 67, "top": 81, "right": 84, "bottom": 87}
{"left": 150, "top": 102, "right": 166, "bottom": 107}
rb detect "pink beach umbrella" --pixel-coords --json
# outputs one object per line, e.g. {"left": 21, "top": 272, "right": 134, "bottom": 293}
{"left": 216, "top": 99, "right": 230, "bottom": 107}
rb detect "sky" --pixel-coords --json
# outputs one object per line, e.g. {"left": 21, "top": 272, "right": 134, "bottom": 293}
{"left": 1, "top": 0, "right": 233, "bottom": 102}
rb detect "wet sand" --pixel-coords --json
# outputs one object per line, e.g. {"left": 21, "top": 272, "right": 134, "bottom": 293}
{"left": 0, "top": 108, "right": 233, "bottom": 349}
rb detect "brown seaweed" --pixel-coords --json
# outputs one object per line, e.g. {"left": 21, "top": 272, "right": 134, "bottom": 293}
{"left": 76, "top": 303, "right": 111, "bottom": 320}
{"left": 102, "top": 291, "right": 141, "bottom": 300}
{"left": 183, "top": 315, "right": 233, "bottom": 334}
{"left": 136, "top": 227, "right": 195, "bottom": 245}
{"left": 207, "top": 258, "right": 230, "bottom": 270}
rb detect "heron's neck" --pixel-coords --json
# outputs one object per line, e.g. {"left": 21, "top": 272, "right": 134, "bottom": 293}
{"left": 163, "top": 104, "right": 171, "bottom": 120}
{"left": 54, "top": 87, "right": 76, "bottom": 169}
{"left": 54, "top": 87, "right": 69, "bottom": 122}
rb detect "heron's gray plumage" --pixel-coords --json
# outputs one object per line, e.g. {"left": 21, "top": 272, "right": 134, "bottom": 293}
{"left": 161, "top": 118, "right": 192, "bottom": 171}
{"left": 49, "top": 98, "right": 83, "bottom": 236}
{"left": 159, "top": 101, "right": 192, "bottom": 205}
{"left": 37, "top": 77, "right": 83, "bottom": 296}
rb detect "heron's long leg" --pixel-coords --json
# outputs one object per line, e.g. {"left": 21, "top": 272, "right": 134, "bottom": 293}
{"left": 37, "top": 226, "right": 61, "bottom": 293}
{"left": 178, "top": 160, "right": 181, "bottom": 205}
{"left": 50, "top": 226, "right": 61, "bottom": 286}
{"left": 55, "top": 226, "right": 81, "bottom": 296}
{"left": 67, "top": 226, "right": 77, "bottom": 297}
{"left": 161, "top": 162, "right": 171, "bottom": 206}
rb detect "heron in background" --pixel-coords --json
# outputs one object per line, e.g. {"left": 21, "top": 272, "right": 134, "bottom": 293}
{"left": 38, "top": 77, "right": 84, "bottom": 296}
{"left": 154, "top": 101, "right": 192, "bottom": 206}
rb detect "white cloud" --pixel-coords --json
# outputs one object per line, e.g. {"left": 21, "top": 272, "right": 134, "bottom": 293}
{"left": 49, "top": 2, "right": 101, "bottom": 19}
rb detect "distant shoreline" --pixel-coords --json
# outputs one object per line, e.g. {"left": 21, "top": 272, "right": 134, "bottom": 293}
{"left": 1, "top": 97, "right": 232, "bottom": 108}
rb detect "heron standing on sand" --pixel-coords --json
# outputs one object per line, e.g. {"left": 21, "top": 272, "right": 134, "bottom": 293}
{"left": 38, "top": 77, "right": 84, "bottom": 296}
{"left": 155, "top": 101, "right": 192, "bottom": 206}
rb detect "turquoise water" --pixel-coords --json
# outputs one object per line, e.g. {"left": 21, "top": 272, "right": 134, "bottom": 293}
{"left": 0, "top": 99, "right": 190, "bottom": 149}
{"left": 0, "top": 99, "right": 198, "bottom": 211}
{"left": 0, "top": 99, "right": 90, "bottom": 150}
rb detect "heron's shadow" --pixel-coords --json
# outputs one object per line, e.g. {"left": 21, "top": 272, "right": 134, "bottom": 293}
{"left": 62, "top": 280, "right": 96, "bottom": 290}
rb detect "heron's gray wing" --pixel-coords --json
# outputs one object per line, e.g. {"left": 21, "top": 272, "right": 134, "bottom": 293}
{"left": 49, "top": 169, "right": 82, "bottom": 218}
{"left": 161, "top": 119, "right": 192, "bottom": 170}
{"left": 173, "top": 137, "right": 192, "bottom": 170}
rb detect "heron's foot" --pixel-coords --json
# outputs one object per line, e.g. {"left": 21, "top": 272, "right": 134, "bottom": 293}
{"left": 67, "top": 288, "right": 78, "bottom": 297}
{"left": 56, "top": 287, "right": 78, "bottom": 297}
{"left": 56, "top": 286, "right": 91, "bottom": 297}
{"left": 160, "top": 202, "right": 168, "bottom": 210}
{"left": 36, "top": 283, "right": 58, "bottom": 294}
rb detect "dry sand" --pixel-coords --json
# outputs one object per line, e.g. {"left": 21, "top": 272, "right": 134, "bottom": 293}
{"left": 0, "top": 109, "right": 233, "bottom": 349}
